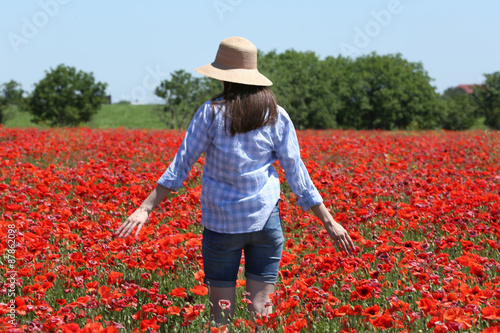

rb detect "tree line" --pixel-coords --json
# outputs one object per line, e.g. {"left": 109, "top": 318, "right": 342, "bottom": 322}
{"left": 1, "top": 51, "right": 499, "bottom": 130}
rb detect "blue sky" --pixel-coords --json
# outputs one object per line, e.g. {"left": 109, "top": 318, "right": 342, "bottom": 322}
{"left": 1, "top": 0, "right": 499, "bottom": 104}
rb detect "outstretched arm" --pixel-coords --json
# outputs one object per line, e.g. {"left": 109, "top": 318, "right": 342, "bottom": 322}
{"left": 273, "top": 111, "right": 355, "bottom": 255}
{"left": 115, "top": 104, "right": 213, "bottom": 238}
{"left": 114, "top": 184, "right": 172, "bottom": 238}
{"left": 311, "top": 203, "right": 355, "bottom": 255}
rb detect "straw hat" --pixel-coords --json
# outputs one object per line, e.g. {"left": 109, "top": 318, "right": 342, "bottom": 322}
{"left": 195, "top": 36, "right": 272, "bottom": 86}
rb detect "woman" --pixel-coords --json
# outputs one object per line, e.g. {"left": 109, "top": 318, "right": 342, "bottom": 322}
{"left": 115, "top": 36, "right": 354, "bottom": 327}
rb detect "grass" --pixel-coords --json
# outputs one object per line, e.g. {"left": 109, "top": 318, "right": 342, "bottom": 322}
{"left": 87, "top": 104, "right": 166, "bottom": 129}
{"left": 2, "top": 106, "right": 39, "bottom": 128}
{"left": 3, "top": 104, "right": 168, "bottom": 129}
{"left": 470, "top": 116, "right": 488, "bottom": 130}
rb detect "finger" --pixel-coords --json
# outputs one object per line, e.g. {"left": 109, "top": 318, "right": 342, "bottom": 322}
{"left": 118, "top": 221, "right": 135, "bottom": 238}
{"left": 339, "top": 236, "right": 349, "bottom": 251}
{"left": 116, "top": 221, "right": 129, "bottom": 235}
{"left": 348, "top": 239, "right": 356, "bottom": 253}
{"left": 344, "top": 236, "right": 355, "bottom": 254}
{"left": 122, "top": 227, "right": 133, "bottom": 238}
{"left": 339, "top": 239, "right": 350, "bottom": 255}
{"left": 123, "top": 223, "right": 137, "bottom": 238}
{"left": 116, "top": 227, "right": 126, "bottom": 238}
{"left": 334, "top": 238, "right": 343, "bottom": 253}
{"left": 134, "top": 223, "right": 143, "bottom": 237}
{"left": 340, "top": 238, "right": 353, "bottom": 255}
{"left": 115, "top": 219, "right": 131, "bottom": 236}
{"left": 117, "top": 225, "right": 127, "bottom": 237}
{"left": 346, "top": 236, "right": 356, "bottom": 252}
{"left": 340, "top": 238, "right": 352, "bottom": 255}
{"left": 114, "top": 226, "right": 123, "bottom": 237}
{"left": 115, "top": 223, "right": 126, "bottom": 236}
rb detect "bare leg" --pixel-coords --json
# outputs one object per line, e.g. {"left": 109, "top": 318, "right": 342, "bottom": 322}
{"left": 208, "top": 286, "right": 236, "bottom": 326}
{"left": 246, "top": 278, "right": 275, "bottom": 325}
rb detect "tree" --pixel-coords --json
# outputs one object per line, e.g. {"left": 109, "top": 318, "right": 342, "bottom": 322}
{"left": 440, "top": 87, "right": 477, "bottom": 130}
{"left": 155, "top": 70, "right": 220, "bottom": 129}
{"left": 153, "top": 51, "right": 454, "bottom": 130}
{"left": 259, "top": 50, "right": 444, "bottom": 130}
{"left": 473, "top": 71, "right": 500, "bottom": 130}
{"left": 0, "top": 94, "right": 7, "bottom": 125}
{"left": 259, "top": 50, "right": 342, "bottom": 129}
{"left": 0, "top": 80, "right": 25, "bottom": 124}
{"left": 335, "top": 53, "right": 442, "bottom": 130}
{"left": 28, "top": 64, "right": 107, "bottom": 127}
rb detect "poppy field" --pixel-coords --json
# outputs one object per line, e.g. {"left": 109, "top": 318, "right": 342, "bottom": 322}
{"left": 1, "top": 126, "right": 500, "bottom": 332}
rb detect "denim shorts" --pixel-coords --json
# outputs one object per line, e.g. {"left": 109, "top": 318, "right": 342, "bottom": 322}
{"left": 202, "top": 205, "right": 284, "bottom": 288}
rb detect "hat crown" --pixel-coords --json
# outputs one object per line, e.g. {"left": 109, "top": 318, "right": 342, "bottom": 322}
{"left": 213, "top": 37, "right": 257, "bottom": 70}
{"left": 194, "top": 36, "right": 272, "bottom": 86}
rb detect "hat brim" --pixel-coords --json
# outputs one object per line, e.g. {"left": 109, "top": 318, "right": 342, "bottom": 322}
{"left": 195, "top": 63, "right": 273, "bottom": 87}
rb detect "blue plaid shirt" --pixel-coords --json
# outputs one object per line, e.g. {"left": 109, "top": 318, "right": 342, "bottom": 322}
{"left": 158, "top": 100, "right": 323, "bottom": 234}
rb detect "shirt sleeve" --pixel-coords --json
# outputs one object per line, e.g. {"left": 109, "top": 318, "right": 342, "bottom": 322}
{"left": 274, "top": 110, "right": 323, "bottom": 210}
{"left": 157, "top": 102, "right": 213, "bottom": 191}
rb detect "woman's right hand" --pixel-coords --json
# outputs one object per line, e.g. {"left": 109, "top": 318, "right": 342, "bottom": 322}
{"left": 322, "top": 220, "right": 355, "bottom": 255}
{"left": 310, "top": 203, "right": 355, "bottom": 255}
{"left": 113, "top": 185, "right": 172, "bottom": 238}
{"left": 114, "top": 208, "right": 150, "bottom": 238}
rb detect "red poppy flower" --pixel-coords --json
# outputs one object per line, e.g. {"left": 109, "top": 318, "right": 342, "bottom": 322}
{"left": 140, "top": 318, "right": 159, "bottom": 331}
{"left": 482, "top": 307, "right": 500, "bottom": 320}
{"left": 167, "top": 306, "right": 181, "bottom": 316}
{"left": 362, "top": 304, "right": 380, "bottom": 317}
{"left": 416, "top": 297, "right": 438, "bottom": 314}
{"left": 190, "top": 284, "right": 208, "bottom": 296}
{"left": 58, "top": 323, "right": 80, "bottom": 333}
{"left": 56, "top": 299, "right": 67, "bottom": 305}
{"left": 351, "top": 285, "right": 373, "bottom": 301}
{"left": 369, "top": 313, "right": 394, "bottom": 328}
{"left": 169, "top": 287, "right": 187, "bottom": 298}
{"left": 107, "top": 271, "right": 123, "bottom": 285}
{"left": 218, "top": 299, "right": 231, "bottom": 310}
{"left": 183, "top": 305, "right": 200, "bottom": 323}
{"left": 332, "top": 305, "right": 352, "bottom": 317}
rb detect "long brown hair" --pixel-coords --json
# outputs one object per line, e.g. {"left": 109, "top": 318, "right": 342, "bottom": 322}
{"left": 211, "top": 82, "right": 278, "bottom": 136}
